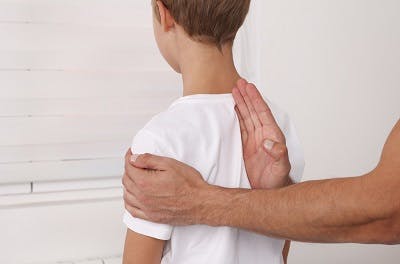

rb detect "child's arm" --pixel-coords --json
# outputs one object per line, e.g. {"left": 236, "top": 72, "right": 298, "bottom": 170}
{"left": 282, "top": 240, "right": 291, "bottom": 264}
{"left": 123, "top": 129, "right": 174, "bottom": 264}
{"left": 123, "top": 229, "right": 165, "bottom": 264}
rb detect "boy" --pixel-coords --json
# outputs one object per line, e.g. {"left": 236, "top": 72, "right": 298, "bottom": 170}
{"left": 123, "top": 0, "right": 304, "bottom": 263}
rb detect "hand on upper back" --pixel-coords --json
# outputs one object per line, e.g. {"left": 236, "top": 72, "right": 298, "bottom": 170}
{"left": 232, "top": 79, "right": 292, "bottom": 189}
{"left": 122, "top": 149, "right": 209, "bottom": 225}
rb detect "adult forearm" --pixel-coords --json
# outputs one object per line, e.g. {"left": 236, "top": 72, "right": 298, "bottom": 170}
{"left": 202, "top": 120, "right": 400, "bottom": 244}
{"left": 125, "top": 120, "right": 399, "bottom": 244}
{"left": 201, "top": 170, "right": 400, "bottom": 244}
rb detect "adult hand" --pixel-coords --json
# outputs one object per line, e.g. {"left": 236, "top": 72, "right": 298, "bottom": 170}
{"left": 232, "top": 79, "right": 291, "bottom": 189}
{"left": 122, "top": 150, "right": 213, "bottom": 225}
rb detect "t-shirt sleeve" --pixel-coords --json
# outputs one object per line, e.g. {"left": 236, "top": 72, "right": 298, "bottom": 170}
{"left": 123, "top": 129, "right": 174, "bottom": 241}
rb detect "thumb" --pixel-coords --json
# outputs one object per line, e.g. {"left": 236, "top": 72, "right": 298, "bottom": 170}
{"left": 131, "top": 153, "right": 168, "bottom": 170}
{"left": 263, "top": 139, "right": 289, "bottom": 161}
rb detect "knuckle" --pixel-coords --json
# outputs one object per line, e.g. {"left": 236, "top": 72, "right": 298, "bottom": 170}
{"left": 135, "top": 178, "right": 147, "bottom": 189}
{"left": 282, "top": 146, "right": 289, "bottom": 155}
{"left": 124, "top": 178, "right": 135, "bottom": 192}
{"left": 124, "top": 149, "right": 130, "bottom": 160}
{"left": 122, "top": 175, "right": 128, "bottom": 187}
{"left": 141, "top": 153, "right": 151, "bottom": 163}
{"left": 124, "top": 166, "right": 131, "bottom": 178}
{"left": 130, "top": 208, "right": 138, "bottom": 218}
{"left": 140, "top": 195, "right": 153, "bottom": 208}
{"left": 277, "top": 144, "right": 288, "bottom": 156}
{"left": 124, "top": 157, "right": 131, "bottom": 171}
{"left": 139, "top": 195, "right": 148, "bottom": 205}
{"left": 121, "top": 176, "right": 125, "bottom": 186}
{"left": 136, "top": 192, "right": 146, "bottom": 204}
{"left": 123, "top": 191, "right": 131, "bottom": 203}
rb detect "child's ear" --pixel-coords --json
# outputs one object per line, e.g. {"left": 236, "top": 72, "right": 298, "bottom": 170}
{"left": 156, "top": 1, "right": 175, "bottom": 32}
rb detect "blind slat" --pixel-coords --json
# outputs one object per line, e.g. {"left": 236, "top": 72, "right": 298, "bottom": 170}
{"left": 0, "top": 50, "right": 167, "bottom": 71}
{"left": 0, "top": 71, "right": 181, "bottom": 99}
{"left": 0, "top": 183, "right": 31, "bottom": 195}
{"left": 0, "top": 158, "right": 123, "bottom": 184}
{"left": 0, "top": 24, "right": 154, "bottom": 51}
{"left": 0, "top": 141, "right": 129, "bottom": 163}
{"left": 0, "top": 96, "right": 177, "bottom": 116}
{"left": 0, "top": 0, "right": 152, "bottom": 26}
{"left": 0, "top": 116, "right": 149, "bottom": 145}
{"left": 32, "top": 177, "right": 121, "bottom": 193}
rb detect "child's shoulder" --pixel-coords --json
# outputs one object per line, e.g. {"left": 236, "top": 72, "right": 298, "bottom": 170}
{"left": 132, "top": 104, "right": 202, "bottom": 155}
{"left": 131, "top": 111, "right": 177, "bottom": 158}
{"left": 141, "top": 106, "right": 191, "bottom": 134}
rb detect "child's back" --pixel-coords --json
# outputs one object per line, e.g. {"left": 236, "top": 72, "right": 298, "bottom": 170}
{"left": 123, "top": 0, "right": 304, "bottom": 263}
{"left": 124, "top": 93, "right": 304, "bottom": 263}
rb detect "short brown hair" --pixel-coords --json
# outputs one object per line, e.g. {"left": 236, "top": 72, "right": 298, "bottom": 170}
{"left": 152, "top": 0, "right": 251, "bottom": 47}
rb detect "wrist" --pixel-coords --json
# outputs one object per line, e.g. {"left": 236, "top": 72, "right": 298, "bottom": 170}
{"left": 195, "top": 184, "right": 224, "bottom": 226}
{"left": 286, "top": 175, "right": 294, "bottom": 186}
{"left": 275, "top": 174, "right": 293, "bottom": 189}
{"left": 254, "top": 174, "right": 292, "bottom": 190}
{"left": 197, "top": 185, "right": 250, "bottom": 227}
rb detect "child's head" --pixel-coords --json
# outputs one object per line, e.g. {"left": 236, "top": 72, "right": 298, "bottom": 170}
{"left": 151, "top": 0, "right": 250, "bottom": 72}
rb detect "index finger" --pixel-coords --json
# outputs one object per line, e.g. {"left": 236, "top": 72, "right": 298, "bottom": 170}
{"left": 232, "top": 80, "right": 255, "bottom": 133}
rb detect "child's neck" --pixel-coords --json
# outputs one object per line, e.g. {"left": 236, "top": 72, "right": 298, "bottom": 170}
{"left": 179, "top": 43, "right": 241, "bottom": 96}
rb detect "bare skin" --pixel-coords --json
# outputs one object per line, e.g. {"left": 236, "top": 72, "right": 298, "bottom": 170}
{"left": 123, "top": 79, "right": 400, "bottom": 245}
{"left": 123, "top": 229, "right": 164, "bottom": 264}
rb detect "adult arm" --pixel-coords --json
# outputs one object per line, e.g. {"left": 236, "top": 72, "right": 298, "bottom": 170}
{"left": 203, "top": 120, "right": 400, "bottom": 244}
{"left": 202, "top": 82, "right": 400, "bottom": 244}
{"left": 123, "top": 80, "right": 400, "bottom": 244}
{"left": 123, "top": 229, "right": 165, "bottom": 264}
{"left": 124, "top": 117, "right": 400, "bottom": 245}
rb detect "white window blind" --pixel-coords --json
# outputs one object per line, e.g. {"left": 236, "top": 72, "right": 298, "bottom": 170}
{"left": 0, "top": 0, "right": 260, "bottom": 194}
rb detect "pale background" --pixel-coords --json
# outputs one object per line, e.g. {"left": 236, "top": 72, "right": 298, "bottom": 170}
{"left": 259, "top": 1, "right": 400, "bottom": 263}
{"left": 0, "top": 0, "right": 399, "bottom": 263}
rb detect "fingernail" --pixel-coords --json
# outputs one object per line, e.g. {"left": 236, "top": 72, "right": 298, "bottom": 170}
{"left": 264, "top": 140, "right": 275, "bottom": 151}
{"left": 131, "top": 154, "right": 139, "bottom": 163}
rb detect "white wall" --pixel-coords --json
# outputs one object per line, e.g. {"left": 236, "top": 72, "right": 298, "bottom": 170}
{"left": 257, "top": 0, "right": 400, "bottom": 263}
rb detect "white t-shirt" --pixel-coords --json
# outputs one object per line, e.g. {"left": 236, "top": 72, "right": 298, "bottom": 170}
{"left": 124, "top": 93, "right": 304, "bottom": 264}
